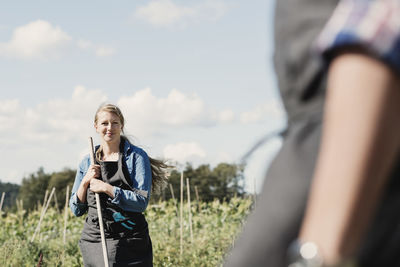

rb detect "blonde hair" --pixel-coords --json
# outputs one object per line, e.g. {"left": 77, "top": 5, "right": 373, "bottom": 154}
{"left": 94, "top": 103, "right": 171, "bottom": 194}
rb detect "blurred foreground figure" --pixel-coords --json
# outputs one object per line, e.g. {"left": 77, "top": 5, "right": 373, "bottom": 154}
{"left": 225, "top": 0, "right": 400, "bottom": 266}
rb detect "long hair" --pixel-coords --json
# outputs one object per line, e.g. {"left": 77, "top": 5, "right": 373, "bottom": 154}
{"left": 121, "top": 136, "right": 171, "bottom": 195}
{"left": 94, "top": 103, "right": 172, "bottom": 194}
{"left": 148, "top": 156, "right": 171, "bottom": 195}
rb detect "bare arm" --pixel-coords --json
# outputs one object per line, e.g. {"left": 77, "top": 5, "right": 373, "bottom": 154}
{"left": 299, "top": 53, "right": 400, "bottom": 265}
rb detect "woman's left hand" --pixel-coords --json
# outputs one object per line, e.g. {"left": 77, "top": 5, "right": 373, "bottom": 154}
{"left": 90, "top": 179, "right": 115, "bottom": 198}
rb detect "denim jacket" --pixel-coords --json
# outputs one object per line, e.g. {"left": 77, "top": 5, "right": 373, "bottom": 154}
{"left": 69, "top": 140, "right": 152, "bottom": 216}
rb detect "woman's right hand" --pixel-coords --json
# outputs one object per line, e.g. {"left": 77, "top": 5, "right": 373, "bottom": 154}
{"left": 83, "top": 164, "right": 101, "bottom": 185}
{"left": 76, "top": 164, "right": 101, "bottom": 204}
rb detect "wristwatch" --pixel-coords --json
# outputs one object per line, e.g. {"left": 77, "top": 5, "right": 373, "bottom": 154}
{"left": 287, "top": 240, "right": 323, "bottom": 267}
{"left": 287, "top": 240, "right": 357, "bottom": 267}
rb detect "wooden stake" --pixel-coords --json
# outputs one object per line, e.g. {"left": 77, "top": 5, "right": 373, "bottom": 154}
{"left": 0, "top": 192, "right": 5, "bottom": 213}
{"left": 43, "top": 190, "right": 49, "bottom": 208}
{"left": 194, "top": 186, "right": 200, "bottom": 212}
{"left": 31, "top": 187, "right": 55, "bottom": 242}
{"left": 63, "top": 185, "right": 70, "bottom": 245}
{"left": 169, "top": 183, "right": 179, "bottom": 217}
{"left": 169, "top": 183, "right": 176, "bottom": 201}
{"left": 194, "top": 186, "right": 199, "bottom": 203}
{"left": 53, "top": 190, "right": 60, "bottom": 213}
{"left": 19, "top": 200, "right": 24, "bottom": 225}
{"left": 186, "top": 178, "right": 193, "bottom": 243}
{"left": 180, "top": 171, "right": 184, "bottom": 255}
{"left": 16, "top": 198, "right": 20, "bottom": 212}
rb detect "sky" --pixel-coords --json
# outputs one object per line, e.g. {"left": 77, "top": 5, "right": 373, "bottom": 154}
{"left": 0, "top": 0, "right": 286, "bottom": 193}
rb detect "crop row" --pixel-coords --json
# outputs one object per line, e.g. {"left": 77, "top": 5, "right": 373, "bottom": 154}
{"left": 0, "top": 197, "right": 253, "bottom": 266}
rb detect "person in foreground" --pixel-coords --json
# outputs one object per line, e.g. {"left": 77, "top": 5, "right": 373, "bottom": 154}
{"left": 225, "top": 0, "right": 400, "bottom": 266}
{"left": 70, "top": 103, "right": 169, "bottom": 267}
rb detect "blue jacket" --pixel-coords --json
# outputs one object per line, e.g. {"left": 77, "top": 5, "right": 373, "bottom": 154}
{"left": 69, "top": 139, "right": 152, "bottom": 216}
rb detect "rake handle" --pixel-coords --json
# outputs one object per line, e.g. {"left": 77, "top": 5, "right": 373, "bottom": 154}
{"left": 88, "top": 137, "right": 109, "bottom": 267}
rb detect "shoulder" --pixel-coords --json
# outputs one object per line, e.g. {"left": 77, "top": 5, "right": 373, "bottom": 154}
{"left": 123, "top": 138, "right": 149, "bottom": 158}
{"left": 78, "top": 154, "right": 91, "bottom": 171}
{"left": 129, "top": 145, "right": 152, "bottom": 175}
{"left": 130, "top": 145, "right": 150, "bottom": 160}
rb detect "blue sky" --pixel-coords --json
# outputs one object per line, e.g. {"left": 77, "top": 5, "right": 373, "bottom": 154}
{"left": 0, "top": 0, "right": 286, "bottom": 192}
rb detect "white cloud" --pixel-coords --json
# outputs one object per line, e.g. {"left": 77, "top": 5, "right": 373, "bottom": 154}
{"left": 218, "top": 109, "right": 235, "bottom": 123}
{"left": 95, "top": 46, "right": 116, "bottom": 57}
{"left": 0, "top": 85, "right": 108, "bottom": 146}
{"left": 240, "top": 99, "right": 285, "bottom": 124}
{"left": 0, "top": 86, "right": 236, "bottom": 166}
{"left": 77, "top": 39, "right": 92, "bottom": 49}
{"left": 0, "top": 20, "right": 116, "bottom": 60}
{"left": 0, "top": 90, "right": 283, "bottom": 152}
{"left": 163, "top": 142, "right": 206, "bottom": 163}
{"left": 118, "top": 87, "right": 231, "bottom": 136}
{"left": 0, "top": 20, "right": 71, "bottom": 60}
{"left": 0, "top": 87, "right": 233, "bottom": 151}
{"left": 135, "top": 0, "right": 194, "bottom": 27}
{"left": 134, "top": 0, "right": 229, "bottom": 28}
{"left": 77, "top": 39, "right": 116, "bottom": 57}
{"left": 1, "top": 87, "right": 285, "bottom": 184}
{"left": 215, "top": 151, "right": 234, "bottom": 163}
{"left": 0, "top": 99, "right": 23, "bottom": 147}
{"left": 0, "top": 86, "right": 111, "bottom": 183}
{"left": 0, "top": 99, "right": 20, "bottom": 114}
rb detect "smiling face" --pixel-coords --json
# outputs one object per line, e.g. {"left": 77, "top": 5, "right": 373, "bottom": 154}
{"left": 95, "top": 111, "right": 123, "bottom": 143}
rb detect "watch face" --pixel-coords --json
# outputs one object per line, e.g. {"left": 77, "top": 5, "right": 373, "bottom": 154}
{"left": 300, "top": 242, "right": 320, "bottom": 261}
{"left": 287, "top": 240, "right": 323, "bottom": 267}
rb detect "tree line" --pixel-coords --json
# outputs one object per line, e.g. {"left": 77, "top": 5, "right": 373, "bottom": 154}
{"left": 0, "top": 162, "right": 246, "bottom": 211}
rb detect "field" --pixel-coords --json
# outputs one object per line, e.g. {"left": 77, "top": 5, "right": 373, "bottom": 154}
{"left": 0, "top": 197, "right": 252, "bottom": 266}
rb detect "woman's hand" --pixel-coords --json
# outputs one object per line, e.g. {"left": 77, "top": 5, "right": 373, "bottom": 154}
{"left": 89, "top": 179, "right": 106, "bottom": 193}
{"left": 83, "top": 164, "right": 101, "bottom": 185}
{"left": 77, "top": 164, "right": 101, "bottom": 203}
{"left": 90, "top": 179, "right": 115, "bottom": 198}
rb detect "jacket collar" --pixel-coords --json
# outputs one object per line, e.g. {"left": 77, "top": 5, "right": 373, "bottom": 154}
{"left": 121, "top": 136, "right": 132, "bottom": 156}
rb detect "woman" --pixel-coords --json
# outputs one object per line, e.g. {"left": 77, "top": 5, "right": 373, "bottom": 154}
{"left": 70, "top": 103, "right": 169, "bottom": 267}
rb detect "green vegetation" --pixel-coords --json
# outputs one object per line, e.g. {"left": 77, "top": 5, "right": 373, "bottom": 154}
{"left": 0, "top": 181, "right": 19, "bottom": 211}
{"left": 17, "top": 167, "right": 76, "bottom": 211}
{"left": 0, "top": 162, "right": 250, "bottom": 266}
{"left": 165, "top": 163, "right": 246, "bottom": 203}
{"left": 2, "top": 162, "right": 246, "bottom": 212}
{"left": 0, "top": 197, "right": 252, "bottom": 266}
